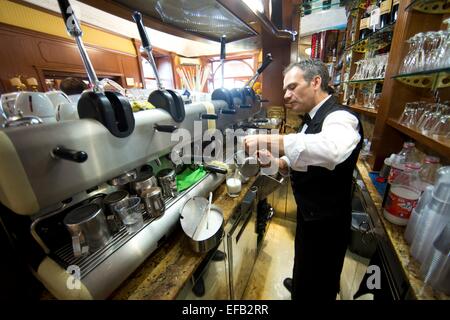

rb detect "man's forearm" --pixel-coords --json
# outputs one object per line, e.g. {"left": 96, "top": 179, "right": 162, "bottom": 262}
{"left": 267, "top": 134, "right": 285, "bottom": 157}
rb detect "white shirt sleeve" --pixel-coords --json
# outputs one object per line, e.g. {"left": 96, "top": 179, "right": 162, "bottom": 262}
{"left": 283, "top": 111, "right": 361, "bottom": 171}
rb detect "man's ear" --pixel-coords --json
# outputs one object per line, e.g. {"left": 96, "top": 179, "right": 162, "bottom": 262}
{"left": 312, "top": 75, "right": 322, "bottom": 90}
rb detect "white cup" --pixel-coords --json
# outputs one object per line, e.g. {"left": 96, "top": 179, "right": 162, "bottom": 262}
{"left": 14, "top": 91, "right": 54, "bottom": 119}
{"left": 56, "top": 102, "right": 79, "bottom": 121}
{"left": 45, "top": 91, "right": 71, "bottom": 110}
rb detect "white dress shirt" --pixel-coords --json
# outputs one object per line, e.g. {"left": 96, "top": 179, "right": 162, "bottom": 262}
{"left": 280, "top": 95, "right": 361, "bottom": 172}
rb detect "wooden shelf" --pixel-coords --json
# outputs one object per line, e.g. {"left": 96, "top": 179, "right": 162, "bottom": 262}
{"left": 348, "top": 104, "right": 378, "bottom": 118}
{"left": 387, "top": 118, "right": 450, "bottom": 158}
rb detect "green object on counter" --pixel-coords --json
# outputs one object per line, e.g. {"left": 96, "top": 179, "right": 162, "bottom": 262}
{"left": 176, "top": 167, "right": 207, "bottom": 192}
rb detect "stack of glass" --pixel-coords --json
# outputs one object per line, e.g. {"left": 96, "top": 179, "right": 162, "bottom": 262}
{"left": 398, "top": 101, "right": 449, "bottom": 139}
{"left": 400, "top": 27, "right": 450, "bottom": 74}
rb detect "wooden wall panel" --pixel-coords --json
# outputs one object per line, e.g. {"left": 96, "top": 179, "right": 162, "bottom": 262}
{"left": 0, "top": 23, "right": 142, "bottom": 93}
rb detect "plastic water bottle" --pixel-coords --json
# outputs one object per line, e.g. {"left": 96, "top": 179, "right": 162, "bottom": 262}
{"left": 419, "top": 155, "right": 441, "bottom": 191}
{"left": 382, "top": 142, "right": 420, "bottom": 207}
{"left": 383, "top": 162, "right": 422, "bottom": 226}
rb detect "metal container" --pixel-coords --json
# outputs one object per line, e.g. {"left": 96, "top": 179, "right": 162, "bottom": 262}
{"left": 130, "top": 172, "right": 158, "bottom": 196}
{"left": 103, "top": 190, "right": 129, "bottom": 232}
{"left": 156, "top": 168, "right": 178, "bottom": 198}
{"left": 63, "top": 203, "right": 112, "bottom": 257}
{"left": 142, "top": 187, "right": 165, "bottom": 219}
{"left": 107, "top": 169, "right": 137, "bottom": 187}
{"left": 179, "top": 196, "right": 224, "bottom": 253}
{"left": 234, "top": 150, "right": 260, "bottom": 177}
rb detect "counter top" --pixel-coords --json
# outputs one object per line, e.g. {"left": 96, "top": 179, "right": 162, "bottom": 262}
{"left": 356, "top": 160, "right": 449, "bottom": 300}
{"left": 109, "top": 176, "right": 256, "bottom": 300}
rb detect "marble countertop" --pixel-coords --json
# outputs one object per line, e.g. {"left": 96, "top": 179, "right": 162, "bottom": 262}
{"left": 356, "top": 160, "right": 449, "bottom": 300}
{"left": 109, "top": 176, "right": 257, "bottom": 300}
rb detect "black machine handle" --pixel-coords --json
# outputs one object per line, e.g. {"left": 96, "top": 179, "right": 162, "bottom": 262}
{"left": 220, "top": 35, "right": 226, "bottom": 60}
{"left": 154, "top": 124, "right": 177, "bottom": 133}
{"left": 240, "top": 105, "right": 252, "bottom": 109}
{"left": 257, "top": 53, "right": 273, "bottom": 74}
{"left": 52, "top": 146, "right": 88, "bottom": 163}
{"left": 203, "top": 164, "right": 228, "bottom": 175}
{"left": 201, "top": 113, "right": 218, "bottom": 120}
{"left": 132, "top": 11, "right": 150, "bottom": 49}
{"left": 221, "top": 109, "right": 236, "bottom": 115}
{"left": 255, "top": 118, "right": 269, "bottom": 123}
{"left": 259, "top": 99, "right": 269, "bottom": 103}
{"left": 57, "top": 0, "right": 82, "bottom": 37}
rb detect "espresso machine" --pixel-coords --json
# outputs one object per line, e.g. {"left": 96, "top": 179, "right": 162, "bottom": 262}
{"left": 0, "top": 89, "right": 262, "bottom": 299}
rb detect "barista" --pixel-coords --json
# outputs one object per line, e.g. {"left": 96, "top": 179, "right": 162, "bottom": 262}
{"left": 244, "top": 59, "right": 363, "bottom": 300}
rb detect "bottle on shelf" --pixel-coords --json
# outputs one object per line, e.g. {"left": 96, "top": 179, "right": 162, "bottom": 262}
{"left": 379, "top": 0, "right": 392, "bottom": 29}
{"left": 371, "top": 0, "right": 382, "bottom": 32}
{"left": 383, "top": 162, "right": 422, "bottom": 226}
{"left": 359, "top": 1, "right": 372, "bottom": 40}
{"left": 390, "top": 0, "right": 399, "bottom": 24}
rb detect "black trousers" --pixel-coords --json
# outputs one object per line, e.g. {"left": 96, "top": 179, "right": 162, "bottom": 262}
{"left": 291, "top": 210, "right": 351, "bottom": 300}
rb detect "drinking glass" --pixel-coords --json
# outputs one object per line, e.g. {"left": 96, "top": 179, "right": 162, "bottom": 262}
{"left": 399, "top": 102, "right": 417, "bottom": 127}
{"left": 424, "top": 32, "right": 440, "bottom": 71}
{"left": 114, "top": 196, "right": 144, "bottom": 234}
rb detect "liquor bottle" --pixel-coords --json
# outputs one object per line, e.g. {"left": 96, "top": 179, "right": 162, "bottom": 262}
{"left": 359, "top": 2, "right": 371, "bottom": 40}
{"left": 391, "top": 0, "right": 399, "bottom": 24}
{"left": 379, "top": 0, "right": 392, "bottom": 29}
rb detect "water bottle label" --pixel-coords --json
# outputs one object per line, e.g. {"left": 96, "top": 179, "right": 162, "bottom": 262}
{"left": 384, "top": 187, "right": 419, "bottom": 219}
{"left": 387, "top": 166, "right": 403, "bottom": 183}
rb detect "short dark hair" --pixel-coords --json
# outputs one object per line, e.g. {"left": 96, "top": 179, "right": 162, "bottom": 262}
{"left": 59, "top": 77, "right": 87, "bottom": 95}
{"left": 283, "top": 59, "right": 330, "bottom": 92}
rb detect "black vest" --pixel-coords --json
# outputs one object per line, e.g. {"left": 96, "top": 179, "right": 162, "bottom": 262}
{"left": 291, "top": 96, "right": 364, "bottom": 221}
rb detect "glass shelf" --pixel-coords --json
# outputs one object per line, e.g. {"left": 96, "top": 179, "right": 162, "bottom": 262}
{"left": 393, "top": 67, "right": 450, "bottom": 89}
{"left": 347, "top": 78, "right": 385, "bottom": 84}
{"left": 405, "top": 0, "right": 450, "bottom": 14}
{"left": 345, "top": 24, "right": 395, "bottom": 53}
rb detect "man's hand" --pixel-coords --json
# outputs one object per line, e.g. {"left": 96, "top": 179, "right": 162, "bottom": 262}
{"left": 243, "top": 134, "right": 285, "bottom": 156}
{"left": 243, "top": 135, "right": 267, "bottom": 154}
{"left": 255, "top": 149, "right": 274, "bottom": 168}
{"left": 256, "top": 149, "right": 290, "bottom": 176}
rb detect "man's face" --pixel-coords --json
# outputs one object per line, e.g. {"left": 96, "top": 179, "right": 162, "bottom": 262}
{"left": 283, "top": 67, "right": 317, "bottom": 113}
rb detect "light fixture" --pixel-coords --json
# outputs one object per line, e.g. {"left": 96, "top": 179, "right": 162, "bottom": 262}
{"left": 241, "top": 0, "right": 264, "bottom": 14}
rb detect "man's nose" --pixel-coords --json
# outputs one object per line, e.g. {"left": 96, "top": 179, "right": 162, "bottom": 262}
{"left": 284, "top": 90, "right": 292, "bottom": 101}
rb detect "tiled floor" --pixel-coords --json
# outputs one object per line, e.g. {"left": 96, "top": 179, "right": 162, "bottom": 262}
{"left": 243, "top": 217, "right": 374, "bottom": 300}
{"left": 242, "top": 217, "right": 296, "bottom": 300}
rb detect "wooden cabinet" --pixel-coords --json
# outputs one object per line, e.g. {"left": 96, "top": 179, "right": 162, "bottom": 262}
{"left": 339, "top": 0, "right": 450, "bottom": 170}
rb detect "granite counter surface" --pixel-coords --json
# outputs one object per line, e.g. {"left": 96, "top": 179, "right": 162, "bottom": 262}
{"left": 109, "top": 176, "right": 256, "bottom": 300}
{"left": 356, "top": 160, "right": 449, "bottom": 300}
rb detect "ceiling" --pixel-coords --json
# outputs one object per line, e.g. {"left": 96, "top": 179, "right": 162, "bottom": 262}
{"left": 108, "top": 0, "right": 258, "bottom": 42}
{"left": 22, "top": 0, "right": 262, "bottom": 57}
